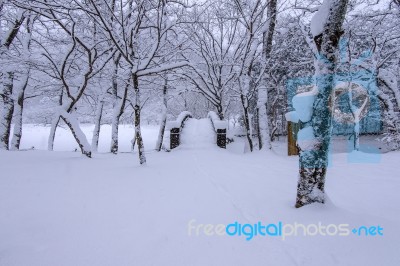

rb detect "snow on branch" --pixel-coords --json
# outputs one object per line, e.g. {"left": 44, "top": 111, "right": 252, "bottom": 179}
{"left": 137, "top": 62, "right": 188, "bottom": 76}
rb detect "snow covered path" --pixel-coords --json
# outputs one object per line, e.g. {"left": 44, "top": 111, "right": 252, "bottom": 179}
{"left": 1, "top": 145, "right": 400, "bottom": 265}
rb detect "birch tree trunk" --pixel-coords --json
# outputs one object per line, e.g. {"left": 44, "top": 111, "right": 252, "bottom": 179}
{"left": 295, "top": 0, "right": 349, "bottom": 208}
{"left": 91, "top": 98, "right": 104, "bottom": 152}
{"left": 0, "top": 11, "right": 25, "bottom": 150}
{"left": 0, "top": 72, "right": 15, "bottom": 150}
{"left": 48, "top": 89, "right": 64, "bottom": 151}
{"left": 10, "top": 71, "right": 29, "bottom": 150}
{"left": 133, "top": 74, "right": 146, "bottom": 164}
{"left": 10, "top": 13, "right": 33, "bottom": 150}
{"left": 155, "top": 79, "right": 168, "bottom": 151}
{"left": 258, "top": 0, "right": 277, "bottom": 150}
{"left": 110, "top": 54, "right": 122, "bottom": 154}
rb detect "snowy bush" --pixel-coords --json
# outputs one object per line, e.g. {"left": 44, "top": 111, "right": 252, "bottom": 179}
{"left": 379, "top": 112, "right": 400, "bottom": 151}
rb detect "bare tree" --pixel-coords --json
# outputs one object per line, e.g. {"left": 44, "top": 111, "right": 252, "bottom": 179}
{"left": 257, "top": 0, "right": 277, "bottom": 150}
{"left": 182, "top": 1, "right": 238, "bottom": 119}
{"left": 10, "top": 14, "right": 35, "bottom": 150}
{"left": 78, "top": 0, "right": 189, "bottom": 164}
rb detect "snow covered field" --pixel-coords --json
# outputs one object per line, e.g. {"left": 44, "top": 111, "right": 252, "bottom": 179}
{"left": 1, "top": 124, "right": 400, "bottom": 266}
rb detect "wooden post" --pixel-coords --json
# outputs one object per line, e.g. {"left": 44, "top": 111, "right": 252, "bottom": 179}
{"left": 216, "top": 129, "right": 226, "bottom": 148}
{"left": 288, "top": 121, "right": 299, "bottom": 156}
{"left": 170, "top": 128, "right": 180, "bottom": 149}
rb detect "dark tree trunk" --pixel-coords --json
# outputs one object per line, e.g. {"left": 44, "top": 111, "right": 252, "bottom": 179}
{"left": 110, "top": 53, "right": 123, "bottom": 154}
{"left": 241, "top": 94, "right": 253, "bottom": 152}
{"left": 258, "top": 0, "right": 277, "bottom": 150}
{"left": 10, "top": 78, "right": 27, "bottom": 150}
{"left": 296, "top": 0, "right": 349, "bottom": 208}
{"left": 217, "top": 104, "right": 224, "bottom": 120}
{"left": 133, "top": 74, "right": 146, "bottom": 164}
{"left": 0, "top": 72, "right": 15, "bottom": 150}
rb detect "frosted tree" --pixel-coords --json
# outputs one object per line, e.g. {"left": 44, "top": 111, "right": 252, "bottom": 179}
{"left": 78, "top": 0, "right": 189, "bottom": 164}
{"left": 0, "top": 5, "right": 25, "bottom": 150}
{"left": 295, "top": 0, "right": 349, "bottom": 208}
{"left": 182, "top": 0, "right": 238, "bottom": 120}
{"left": 231, "top": 0, "right": 273, "bottom": 152}
{"left": 257, "top": 0, "right": 277, "bottom": 150}
{"left": 10, "top": 14, "right": 35, "bottom": 150}
{"left": 342, "top": 3, "right": 400, "bottom": 150}
{"left": 13, "top": 1, "right": 115, "bottom": 157}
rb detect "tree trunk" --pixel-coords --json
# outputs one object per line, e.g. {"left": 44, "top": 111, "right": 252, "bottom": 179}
{"left": 48, "top": 89, "right": 64, "bottom": 151}
{"left": 110, "top": 54, "right": 122, "bottom": 154}
{"left": 258, "top": 0, "right": 277, "bottom": 150}
{"left": 61, "top": 110, "right": 92, "bottom": 158}
{"left": 48, "top": 116, "right": 60, "bottom": 151}
{"left": 9, "top": 15, "right": 32, "bottom": 151}
{"left": 354, "top": 122, "right": 360, "bottom": 151}
{"left": 241, "top": 94, "right": 253, "bottom": 152}
{"left": 91, "top": 99, "right": 104, "bottom": 152}
{"left": 133, "top": 74, "right": 146, "bottom": 164}
{"left": 257, "top": 88, "right": 272, "bottom": 150}
{"left": 156, "top": 80, "right": 168, "bottom": 151}
{"left": 217, "top": 104, "right": 224, "bottom": 120}
{"left": 10, "top": 72, "right": 28, "bottom": 150}
{"left": 296, "top": 0, "right": 349, "bottom": 208}
{"left": 0, "top": 72, "right": 15, "bottom": 150}
{"left": 110, "top": 110, "right": 120, "bottom": 153}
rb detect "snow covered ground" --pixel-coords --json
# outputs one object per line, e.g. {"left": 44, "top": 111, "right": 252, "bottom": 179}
{"left": 1, "top": 124, "right": 399, "bottom": 265}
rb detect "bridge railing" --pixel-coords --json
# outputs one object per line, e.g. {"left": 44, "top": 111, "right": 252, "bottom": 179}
{"left": 166, "top": 111, "right": 192, "bottom": 149}
{"left": 208, "top": 111, "right": 228, "bottom": 149}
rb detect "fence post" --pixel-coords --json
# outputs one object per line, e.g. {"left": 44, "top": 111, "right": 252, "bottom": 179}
{"left": 288, "top": 121, "right": 299, "bottom": 156}
{"left": 216, "top": 129, "right": 226, "bottom": 148}
{"left": 170, "top": 128, "right": 180, "bottom": 149}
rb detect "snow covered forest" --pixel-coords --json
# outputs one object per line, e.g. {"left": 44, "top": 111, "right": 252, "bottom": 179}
{"left": 1, "top": 0, "right": 400, "bottom": 265}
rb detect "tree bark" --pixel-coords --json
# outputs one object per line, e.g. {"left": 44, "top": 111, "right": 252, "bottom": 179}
{"left": 110, "top": 54, "right": 122, "bottom": 154}
{"left": 91, "top": 98, "right": 104, "bottom": 152}
{"left": 156, "top": 80, "right": 168, "bottom": 151}
{"left": 0, "top": 72, "right": 15, "bottom": 150}
{"left": 241, "top": 94, "right": 253, "bottom": 152}
{"left": 48, "top": 90, "right": 64, "bottom": 151}
{"left": 133, "top": 74, "right": 146, "bottom": 164}
{"left": 296, "top": 0, "right": 349, "bottom": 208}
{"left": 257, "top": 88, "right": 272, "bottom": 150}
{"left": 258, "top": 0, "right": 277, "bottom": 150}
{"left": 10, "top": 72, "right": 29, "bottom": 150}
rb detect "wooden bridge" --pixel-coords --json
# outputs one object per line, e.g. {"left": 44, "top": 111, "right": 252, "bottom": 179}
{"left": 166, "top": 111, "right": 227, "bottom": 150}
